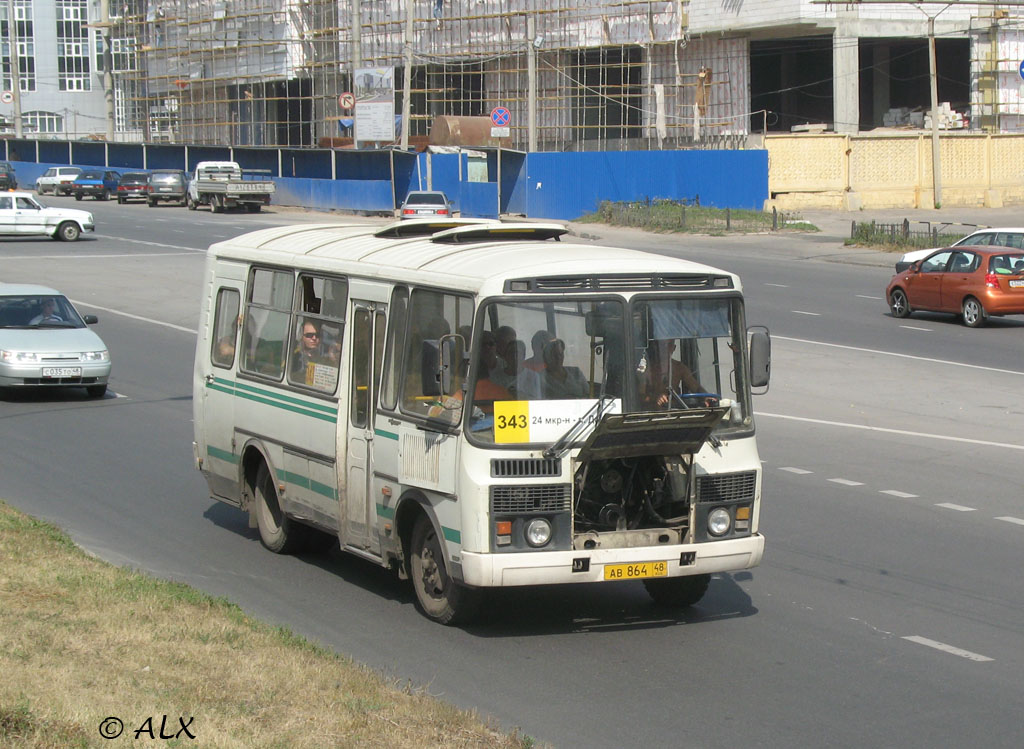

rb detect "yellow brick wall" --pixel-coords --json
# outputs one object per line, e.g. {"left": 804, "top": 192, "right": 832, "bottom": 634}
{"left": 766, "top": 133, "right": 1024, "bottom": 210}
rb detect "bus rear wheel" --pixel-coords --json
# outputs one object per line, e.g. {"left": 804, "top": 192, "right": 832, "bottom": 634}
{"left": 409, "top": 514, "right": 481, "bottom": 625}
{"left": 254, "top": 463, "right": 309, "bottom": 554}
{"left": 643, "top": 573, "right": 711, "bottom": 608}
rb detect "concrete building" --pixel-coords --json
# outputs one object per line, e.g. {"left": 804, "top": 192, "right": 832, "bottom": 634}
{"left": 5, "top": 2, "right": 1024, "bottom": 146}
{"left": 1, "top": 0, "right": 112, "bottom": 140}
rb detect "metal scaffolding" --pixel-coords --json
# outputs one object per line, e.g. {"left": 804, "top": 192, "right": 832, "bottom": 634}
{"left": 109, "top": 0, "right": 753, "bottom": 150}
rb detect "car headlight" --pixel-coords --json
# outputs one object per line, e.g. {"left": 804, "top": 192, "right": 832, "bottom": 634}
{"left": 0, "top": 350, "right": 40, "bottom": 363}
{"left": 525, "top": 518, "right": 552, "bottom": 548}
{"left": 80, "top": 350, "right": 109, "bottom": 362}
{"left": 707, "top": 507, "right": 732, "bottom": 537}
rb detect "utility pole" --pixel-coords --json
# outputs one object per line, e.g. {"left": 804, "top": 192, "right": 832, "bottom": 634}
{"left": 400, "top": 0, "right": 413, "bottom": 149}
{"left": 6, "top": 0, "right": 22, "bottom": 137}
{"left": 527, "top": 16, "right": 537, "bottom": 152}
{"left": 352, "top": 0, "right": 361, "bottom": 149}
{"left": 99, "top": 0, "right": 115, "bottom": 141}
{"left": 927, "top": 16, "right": 942, "bottom": 207}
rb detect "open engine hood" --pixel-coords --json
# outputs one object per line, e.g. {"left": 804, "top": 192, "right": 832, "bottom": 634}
{"left": 576, "top": 407, "right": 728, "bottom": 461}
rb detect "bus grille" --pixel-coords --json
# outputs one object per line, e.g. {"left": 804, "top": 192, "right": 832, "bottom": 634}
{"left": 490, "top": 458, "right": 561, "bottom": 478}
{"left": 697, "top": 472, "right": 757, "bottom": 504}
{"left": 490, "top": 484, "right": 572, "bottom": 514}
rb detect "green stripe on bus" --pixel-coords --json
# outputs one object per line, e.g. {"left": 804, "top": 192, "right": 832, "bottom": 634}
{"left": 376, "top": 503, "right": 395, "bottom": 519}
{"left": 277, "top": 470, "right": 338, "bottom": 501}
{"left": 231, "top": 388, "right": 337, "bottom": 422}
{"left": 227, "top": 378, "right": 338, "bottom": 414}
{"left": 374, "top": 428, "right": 399, "bottom": 441}
{"left": 207, "top": 445, "right": 238, "bottom": 464}
{"left": 442, "top": 526, "right": 461, "bottom": 544}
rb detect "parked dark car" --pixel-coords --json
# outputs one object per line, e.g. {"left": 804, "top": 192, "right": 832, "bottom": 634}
{"left": 116, "top": 171, "right": 150, "bottom": 204}
{"left": 146, "top": 169, "right": 189, "bottom": 206}
{"left": 886, "top": 246, "right": 1024, "bottom": 327}
{"left": 0, "top": 161, "right": 17, "bottom": 190}
{"left": 73, "top": 170, "right": 120, "bottom": 201}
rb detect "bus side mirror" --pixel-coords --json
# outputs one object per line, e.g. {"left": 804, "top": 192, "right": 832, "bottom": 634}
{"left": 438, "top": 333, "right": 464, "bottom": 397}
{"left": 748, "top": 327, "right": 770, "bottom": 389}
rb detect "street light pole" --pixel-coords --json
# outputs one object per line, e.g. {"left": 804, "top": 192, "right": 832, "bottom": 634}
{"left": 6, "top": 0, "right": 22, "bottom": 137}
{"left": 400, "top": 0, "right": 413, "bottom": 149}
{"left": 99, "top": 0, "right": 115, "bottom": 141}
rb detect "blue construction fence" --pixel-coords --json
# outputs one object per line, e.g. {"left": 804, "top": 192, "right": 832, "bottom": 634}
{"left": 3, "top": 138, "right": 768, "bottom": 221}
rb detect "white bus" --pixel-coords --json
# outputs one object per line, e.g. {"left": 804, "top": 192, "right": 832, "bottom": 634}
{"left": 192, "top": 219, "right": 771, "bottom": 624}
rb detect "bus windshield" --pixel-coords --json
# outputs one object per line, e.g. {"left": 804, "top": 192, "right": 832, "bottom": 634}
{"left": 468, "top": 295, "right": 751, "bottom": 444}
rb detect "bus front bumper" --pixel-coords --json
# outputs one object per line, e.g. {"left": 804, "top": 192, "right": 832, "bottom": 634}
{"left": 458, "top": 534, "right": 764, "bottom": 588}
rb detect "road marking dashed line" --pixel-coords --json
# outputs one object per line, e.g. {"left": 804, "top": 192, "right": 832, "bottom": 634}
{"left": 829, "top": 478, "right": 864, "bottom": 487}
{"left": 779, "top": 467, "right": 813, "bottom": 474}
{"left": 995, "top": 516, "right": 1024, "bottom": 526}
{"left": 935, "top": 503, "right": 975, "bottom": 512}
{"left": 879, "top": 490, "right": 917, "bottom": 498}
{"left": 902, "top": 636, "right": 993, "bottom": 662}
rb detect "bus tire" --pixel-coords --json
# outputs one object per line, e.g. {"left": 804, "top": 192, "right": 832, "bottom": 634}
{"left": 409, "top": 513, "right": 481, "bottom": 625}
{"left": 254, "top": 462, "right": 308, "bottom": 554}
{"left": 643, "top": 573, "right": 710, "bottom": 608}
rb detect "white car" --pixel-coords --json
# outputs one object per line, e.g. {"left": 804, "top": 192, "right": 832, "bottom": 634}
{"left": 0, "top": 191, "right": 95, "bottom": 241}
{"left": 896, "top": 227, "right": 1024, "bottom": 272}
{"left": 35, "top": 166, "right": 83, "bottom": 196}
{"left": 0, "top": 284, "right": 111, "bottom": 398}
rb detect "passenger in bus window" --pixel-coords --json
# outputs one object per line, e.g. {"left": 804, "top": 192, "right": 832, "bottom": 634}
{"left": 292, "top": 319, "right": 323, "bottom": 382}
{"left": 540, "top": 339, "right": 589, "bottom": 399}
{"left": 523, "top": 329, "right": 554, "bottom": 372}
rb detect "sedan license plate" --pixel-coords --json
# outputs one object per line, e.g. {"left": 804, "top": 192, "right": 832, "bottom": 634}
{"left": 42, "top": 367, "right": 82, "bottom": 378}
{"left": 1010, "top": 279, "right": 1024, "bottom": 288}
{"left": 603, "top": 560, "right": 668, "bottom": 581}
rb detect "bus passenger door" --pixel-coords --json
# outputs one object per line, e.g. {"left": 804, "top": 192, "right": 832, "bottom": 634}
{"left": 198, "top": 277, "right": 245, "bottom": 501}
{"left": 345, "top": 302, "right": 387, "bottom": 550}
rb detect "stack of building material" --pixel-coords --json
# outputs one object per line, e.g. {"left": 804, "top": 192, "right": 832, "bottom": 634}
{"left": 882, "top": 104, "right": 967, "bottom": 129}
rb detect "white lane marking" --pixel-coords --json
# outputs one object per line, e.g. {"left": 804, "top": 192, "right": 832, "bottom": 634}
{"left": 69, "top": 299, "right": 197, "bottom": 335}
{"left": 93, "top": 235, "right": 206, "bottom": 252}
{"left": 792, "top": 310, "right": 821, "bottom": 316}
{"left": 765, "top": 283, "right": 789, "bottom": 288}
{"left": 758, "top": 412, "right": 1024, "bottom": 452}
{"left": 899, "top": 325, "right": 932, "bottom": 331}
{"left": 775, "top": 335, "right": 1024, "bottom": 377}
{"left": 935, "top": 503, "right": 976, "bottom": 512}
{"left": 0, "top": 251, "right": 197, "bottom": 260}
{"left": 829, "top": 478, "right": 864, "bottom": 486}
{"left": 856, "top": 294, "right": 883, "bottom": 300}
{"left": 779, "top": 467, "right": 813, "bottom": 474}
{"left": 880, "top": 490, "right": 918, "bottom": 498}
{"left": 995, "top": 516, "right": 1024, "bottom": 526}
{"left": 902, "top": 636, "right": 993, "bottom": 662}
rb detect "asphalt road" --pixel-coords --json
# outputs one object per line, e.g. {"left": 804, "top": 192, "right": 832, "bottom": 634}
{"left": 2, "top": 197, "right": 1023, "bottom": 748}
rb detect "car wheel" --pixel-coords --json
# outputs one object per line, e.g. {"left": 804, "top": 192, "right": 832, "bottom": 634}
{"left": 186, "top": 194, "right": 197, "bottom": 210}
{"left": 409, "top": 513, "right": 482, "bottom": 625}
{"left": 56, "top": 221, "right": 81, "bottom": 242}
{"left": 99, "top": 190, "right": 109, "bottom": 201}
{"left": 74, "top": 192, "right": 83, "bottom": 201}
{"left": 889, "top": 288, "right": 911, "bottom": 318}
{"left": 254, "top": 462, "right": 310, "bottom": 554}
{"left": 147, "top": 198, "right": 156, "bottom": 207}
{"left": 86, "top": 384, "right": 107, "bottom": 398}
{"left": 643, "top": 574, "right": 711, "bottom": 608}
{"left": 962, "top": 297, "right": 986, "bottom": 328}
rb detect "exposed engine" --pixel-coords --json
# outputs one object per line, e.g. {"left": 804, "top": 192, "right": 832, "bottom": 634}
{"left": 573, "top": 455, "right": 691, "bottom": 533}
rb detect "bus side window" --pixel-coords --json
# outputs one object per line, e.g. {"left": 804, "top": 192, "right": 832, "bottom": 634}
{"left": 210, "top": 287, "right": 240, "bottom": 369}
{"left": 379, "top": 286, "right": 409, "bottom": 411}
{"left": 287, "top": 274, "right": 347, "bottom": 394}
{"left": 240, "top": 268, "right": 293, "bottom": 381}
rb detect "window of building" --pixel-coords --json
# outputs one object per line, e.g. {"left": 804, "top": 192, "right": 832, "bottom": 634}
{"left": 23, "top": 111, "right": 64, "bottom": 134}
{"left": 57, "top": 0, "right": 90, "bottom": 92}
{"left": 2, "top": 1, "right": 36, "bottom": 92}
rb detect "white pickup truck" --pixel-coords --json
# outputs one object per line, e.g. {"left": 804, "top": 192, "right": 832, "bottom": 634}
{"left": 186, "top": 161, "right": 275, "bottom": 213}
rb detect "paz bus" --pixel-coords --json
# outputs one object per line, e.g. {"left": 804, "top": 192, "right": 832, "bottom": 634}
{"left": 192, "top": 219, "right": 771, "bottom": 624}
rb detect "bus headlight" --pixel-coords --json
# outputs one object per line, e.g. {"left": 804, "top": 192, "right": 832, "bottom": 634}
{"left": 707, "top": 507, "right": 731, "bottom": 537}
{"left": 525, "top": 518, "right": 552, "bottom": 547}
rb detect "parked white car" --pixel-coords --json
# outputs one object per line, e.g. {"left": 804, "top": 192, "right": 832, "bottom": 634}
{"left": 0, "top": 192, "right": 95, "bottom": 241}
{"left": 896, "top": 227, "right": 1024, "bottom": 272}
{"left": 35, "top": 166, "right": 83, "bottom": 196}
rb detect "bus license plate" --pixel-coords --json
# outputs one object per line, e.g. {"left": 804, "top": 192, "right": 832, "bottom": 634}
{"left": 42, "top": 367, "right": 82, "bottom": 377}
{"left": 603, "top": 561, "right": 668, "bottom": 580}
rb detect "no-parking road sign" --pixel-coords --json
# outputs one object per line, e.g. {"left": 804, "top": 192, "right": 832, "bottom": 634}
{"left": 490, "top": 106, "right": 511, "bottom": 127}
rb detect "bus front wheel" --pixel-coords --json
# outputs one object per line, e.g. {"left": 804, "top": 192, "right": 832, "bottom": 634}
{"left": 643, "top": 573, "right": 710, "bottom": 608}
{"left": 254, "top": 463, "right": 309, "bottom": 554}
{"left": 409, "top": 514, "right": 481, "bottom": 625}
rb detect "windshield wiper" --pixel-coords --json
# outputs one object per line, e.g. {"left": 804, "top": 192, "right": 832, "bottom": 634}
{"left": 543, "top": 395, "right": 616, "bottom": 460}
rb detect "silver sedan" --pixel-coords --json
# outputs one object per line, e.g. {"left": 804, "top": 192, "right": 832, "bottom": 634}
{"left": 0, "top": 284, "right": 111, "bottom": 398}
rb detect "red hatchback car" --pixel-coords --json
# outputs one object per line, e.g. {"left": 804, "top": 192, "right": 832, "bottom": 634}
{"left": 886, "top": 247, "right": 1024, "bottom": 327}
